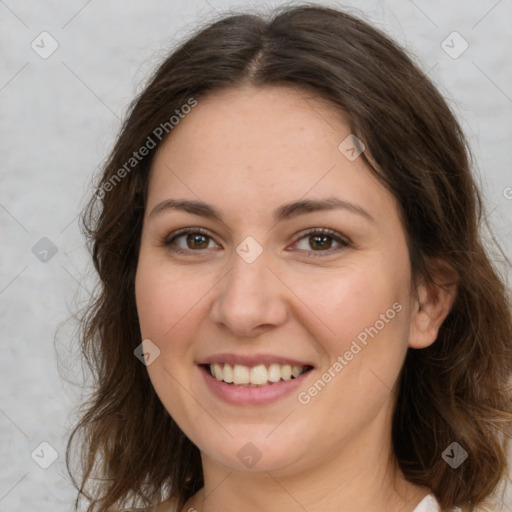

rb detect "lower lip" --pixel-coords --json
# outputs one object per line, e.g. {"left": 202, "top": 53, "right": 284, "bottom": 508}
{"left": 199, "top": 365, "right": 312, "bottom": 405}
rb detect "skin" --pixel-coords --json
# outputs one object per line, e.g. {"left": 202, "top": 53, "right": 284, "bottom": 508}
{"left": 135, "top": 85, "right": 456, "bottom": 512}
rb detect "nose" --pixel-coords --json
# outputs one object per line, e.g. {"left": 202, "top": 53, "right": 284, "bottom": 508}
{"left": 210, "top": 248, "right": 288, "bottom": 338}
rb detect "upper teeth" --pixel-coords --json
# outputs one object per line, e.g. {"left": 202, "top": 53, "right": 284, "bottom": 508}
{"left": 210, "top": 363, "right": 307, "bottom": 386}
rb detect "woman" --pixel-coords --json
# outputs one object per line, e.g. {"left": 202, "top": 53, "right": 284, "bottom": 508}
{"left": 66, "top": 5, "right": 512, "bottom": 512}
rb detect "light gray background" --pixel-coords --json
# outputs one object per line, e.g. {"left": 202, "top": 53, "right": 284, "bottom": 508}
{"left": 1, "top": 1, "right": 511, "bottom": 511}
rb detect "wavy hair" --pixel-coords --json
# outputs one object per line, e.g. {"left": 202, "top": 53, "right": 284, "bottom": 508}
{"left": 65, "top": 5, "right": 512, "bottom": 511}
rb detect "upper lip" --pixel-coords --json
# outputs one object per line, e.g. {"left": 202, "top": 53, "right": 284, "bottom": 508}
{"left": 198, "top": 353, "right": 314, "bottom": 368}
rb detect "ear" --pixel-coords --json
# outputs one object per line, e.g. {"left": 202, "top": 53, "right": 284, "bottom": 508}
{"left": 408, "top": 258, "right": 458, "bottom": 349}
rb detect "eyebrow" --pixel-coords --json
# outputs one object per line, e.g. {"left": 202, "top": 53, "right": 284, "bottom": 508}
{"left": 149, "top": 197, "right": 374, "bottom": 223}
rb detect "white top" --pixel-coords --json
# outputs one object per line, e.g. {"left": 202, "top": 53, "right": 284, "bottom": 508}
{"left": 412, "top": 494, "right": 463, "bottom": 512}
{"left": 412, "top": 494, "right": 441, "bottom": 511}
{"left": 164, "top": 493, "right": 454, "bottom": 512}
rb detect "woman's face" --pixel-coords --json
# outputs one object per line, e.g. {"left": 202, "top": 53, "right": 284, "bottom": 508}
{"left": 135, "top": 85, "right": 420, "bottom": 476}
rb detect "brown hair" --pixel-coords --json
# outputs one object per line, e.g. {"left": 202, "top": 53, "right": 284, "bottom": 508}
{"left": 65, "top": 5, "right": 512, "bottom": 511}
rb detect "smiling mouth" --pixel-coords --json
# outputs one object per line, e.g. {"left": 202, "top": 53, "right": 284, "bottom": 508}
{"left": 203, "top": 363, "right": 314, "bottom": 387}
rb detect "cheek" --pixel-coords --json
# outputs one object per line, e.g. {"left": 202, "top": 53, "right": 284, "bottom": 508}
{"left": 292, "top": 260, "right": 406, "bottom": 350}
{"left": 134, "top": 254, "right": 204, "bottom": 427}
{"left": 293, "top": 259, "right": 410, "bottom": 404}
{"left": 135, "top": 253, "right": 201, "bottom": 344}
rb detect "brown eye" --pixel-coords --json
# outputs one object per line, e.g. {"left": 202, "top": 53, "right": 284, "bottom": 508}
{"left": 293, "top": 228, "right": 349, "bottom": 256}
{"left": 165, "top": 228, "right": 219, "bottom": 253}
{"left": 308, "top": 234, "right": 333, "bottom": 251}
{"left": 185, "top": 233, "right": 210, "bottom": 249}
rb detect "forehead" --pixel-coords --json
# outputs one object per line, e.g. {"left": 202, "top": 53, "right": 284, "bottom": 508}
{"left": 155, "top": 85, "right": 346, "bottom": 164}
{"left": 147, "top": 85, "right": 399, "bottom": 225}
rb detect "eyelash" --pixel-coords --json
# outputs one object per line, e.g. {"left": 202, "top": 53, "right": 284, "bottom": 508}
{"left": 163, "top": 227, "right": 350, "bottom": 258}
